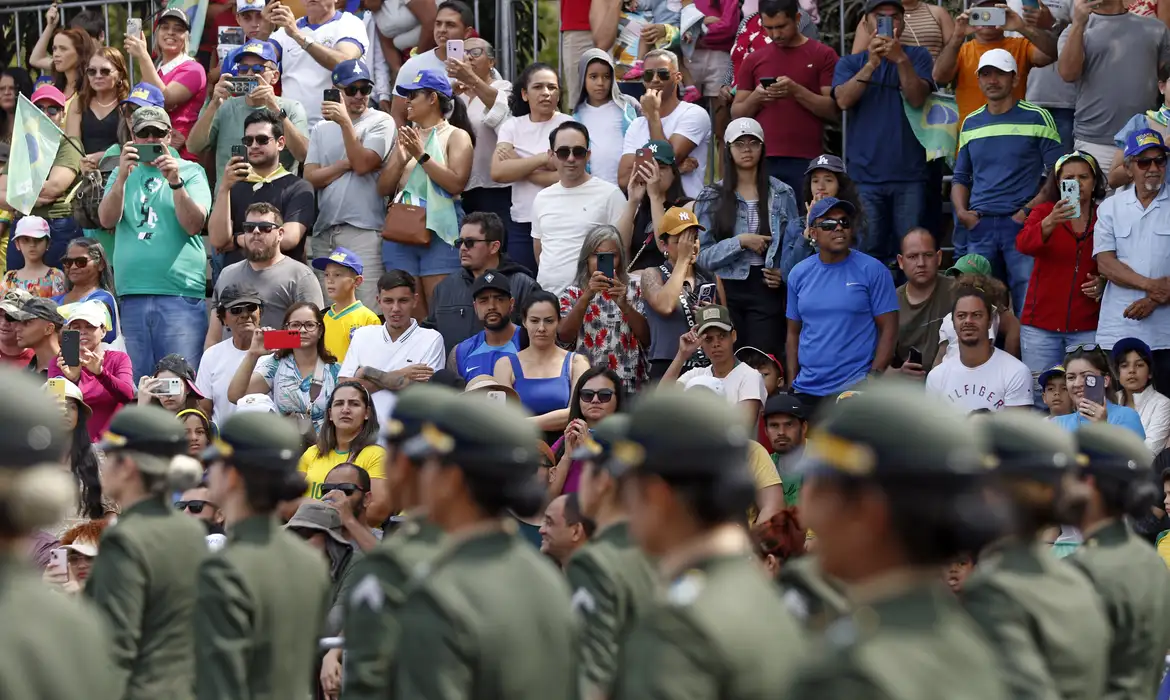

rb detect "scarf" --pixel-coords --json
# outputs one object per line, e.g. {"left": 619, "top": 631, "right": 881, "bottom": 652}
{"left": 403, "top": 123, "right": 459, "bottom": 245}
{"left": 1147, "top": 105, "right": 1170, "bottom": 127}
{"left": 246, "top": 164, "right": 291, "bottom": 191}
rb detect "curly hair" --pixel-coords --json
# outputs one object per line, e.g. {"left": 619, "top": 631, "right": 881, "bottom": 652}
{"left": 60, "top": 518, "right": 109, "bottom": 547}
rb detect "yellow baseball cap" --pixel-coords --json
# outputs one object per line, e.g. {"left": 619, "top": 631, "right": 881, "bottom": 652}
{"left": 659, "top": 206, "right": 705, "bottom": 237}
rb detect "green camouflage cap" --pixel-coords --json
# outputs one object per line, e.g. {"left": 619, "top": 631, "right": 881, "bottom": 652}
{"left": 403, "top": 394, "right": 540, "bottom": 479}
{"left": 97, "top": 405, "right": 187, "bottom": 467}
{"left": 203, "top": 411, "right": 303, "bottom": 472}
{"left": 382, "top": 383, "right": 458, "bottom": 446}
{"left": 802, "top": 381, "right": 991, "bottom": 478}
{"left": 977, "top": 411, "right": 1079, "bottom": 480}
{"left": 0, "top": 368, "right": 66, "bottom": 469}
{"left": 572, "top": 413, "right": 630, "bottom": 464}
{"left": 1074, "top": 422, "right": 1153, "bottom": 478}
{"left": 946, "top": 253, "right": 993, "bottom": 278}
{"left": 611, "top": 386, "right": 749, "bottom": 477}
{"left": 131, "top": 105, "right": 171, "bottom": 133}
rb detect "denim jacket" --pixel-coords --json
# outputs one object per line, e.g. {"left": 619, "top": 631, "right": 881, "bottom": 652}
{"left": 694, "top": 177, "right": 797, "bottom": 281}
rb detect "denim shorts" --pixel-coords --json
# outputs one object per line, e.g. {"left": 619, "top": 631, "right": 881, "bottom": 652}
{"left": 381, "top": 234, "right": 461, "bottom": 276}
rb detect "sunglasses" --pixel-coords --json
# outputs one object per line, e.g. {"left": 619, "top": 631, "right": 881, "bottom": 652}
{"left": 137, "top": 127, "right": 169, "bottom": 139}
{"left": 641, "top": 68, "right": 672, "bottom": 82}
{"left": 580, "top": 388, "right": 615, "bottom": 403}
{"left": 1066, "top": 343, "right": 1107, "bottom": 354}
{"left": 242, "top": 135, "right": 273, "bottom": 146}
{"left": 322, "top": 482, "right": 366, "bottom": 496}
{"left": 227, "top": 302, "right": 260, "bottom": 315}
{"left": 814, "top": 218, "right": 851, "bottom": 231}
{"left": 343, "top": 84, "right": 374, "bottom": 97}
{"left": 86, "top": 67, "right": 113, "bottom": 77}
{"left": 61, "top": 256, "right": 91, "bottom": 269}
{"left": 242, "top": 221, "right": 278, "bottom": 234}
{"left": 1134, "top": 155, "right": 1168, "bottom": 170}
{"left": 38, "top": 105, "right": 63, "bottom": 117}
{"left": 235, "top": 63, "right": 267, "bottom": 75}
{"left": 555, "top": 146, "right": 588, "bottom": 160}
{"left": 175, "top": 499, "right": 214, "bottom": 514}
{"left": 453, "top": 237, "right": 487, "bottom": 249}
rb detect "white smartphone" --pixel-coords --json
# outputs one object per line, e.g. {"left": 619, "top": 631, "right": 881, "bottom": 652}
{"left": 446, "top": 39, "right": 465, "bottom": 62}
{"left": 1060, "top": 179, "right": 1081, "bottom": 219}
{"left": 697, "top": 283, "right": 716, "bottom": 305}
{"left": 127, "top": 18, "right": 142, "bottom": 38}
{"left": 486, "top": 390, "right": 506, "bottom": 404}
{"left": 153, "top": 377, "right": 184, "bottom": 396}
{"left": 48, "top": 547, "right": 68, "bottom": 576}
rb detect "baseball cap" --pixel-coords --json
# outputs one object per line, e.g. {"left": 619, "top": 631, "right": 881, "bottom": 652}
{"left": 683, "top": 375, "right": 725, "bottom": 394}
{"left": 643, "top": 139, "right": 675, "bottom": 165}
{"left": 0, "top": 288, "right": 32, "bottom": 318}
{"left": 659, "top": 206, "right": 705, "bottom": 237}
{"left": 13, "top": 216, "right": 50, "bottom": 240}
{"left": 735, "top": 346, "right": 783, "bottom": 377}
{"left": 233, "top": 40, "right": 280, "bottom": 69}
{"left": 1037, "top": 364, "right": 1065, "bottom": 388}
{"left": 1124, "top": 128, "right": 1169, "bottom": 159}
{"left": 47, "top": 377, "right": 91, "bottom": 415}
{"left": 217, "top": 284, "right": 264, "bottom": 310}
{"left": 132, "top": 105, "right": 171, "bottom": 133}
{"left": 976, "top": 48, "right": 1018, "bottom": 74}
{"left": 395, "top": 68, "right": 452, "bottom": 98}
{"left": 285, "top": 501, "right": 349, "bottom": 545}
{"left": 63, "top": 300, "right": 109, "bottom": 330}
{"left": 123, "top": 82, "right": 165, "bottom": 109}
{"left": 725, "top": 117, "right": 764, "bottom": 144}
{"left": 470, "top": 270, "right": 512, "bottom": 299}
{"left": 946, "top": 253, "right": 993, "bottom": 277}
{"left": 332, "top": 59, "right": 373, "bottom": 87}
{"left": 864, "top": 0, "right": 903, "bottom": 12}
{"left": 30, "top": 85, "right": 66, "bottom": 108}
{"left": 695, "top": 304, "right": 734, "bottom": 333}
{"left": 763, "top": 394, "right": 807, "bottom": 421}
{"left": 235, "top": 393, "right": 278, "bottom": 413}
{"left": 236, "top": 0, "right": 264, "bottom": 12}
{"left": 62, "top": 536, "right": 99, "bottom": 558}
{"left": 463, "top": 374, "right": 520, "bottom": 401}
{"left": 808, "top": 196, "right": 856, "bottom": 222}
{"left": 157, "top": 7, "right": 191, "bottom": 29}
{"left": 153, "top": 354, "right": 204, "bottom": 399}
{"left": 805, "top": 154, "right": 845, "bottom": 175}
{"left": 1112, "top": 337, "right": 1153, "bottom": 364}
{"left": 8, "top": 297, "right": 65, "bottom": 326}
{"left": 311, "top": 247, "right": 363, "bottom": 276}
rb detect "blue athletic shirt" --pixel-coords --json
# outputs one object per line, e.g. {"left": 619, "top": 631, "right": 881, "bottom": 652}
{"left": 454, "top": 326, "right": 522, "bottom": 381}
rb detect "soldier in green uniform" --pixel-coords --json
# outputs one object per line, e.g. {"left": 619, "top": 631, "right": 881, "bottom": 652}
{"left": 393, "top": 395, "right": 576, "bottom": 699}
{"left": 610, "top": 387, "right": 805, "bottom": 700}
{"left": 775, "top": 552, "right": 851, "bottom": 634}
{"left": 86, "top": 406, "right": 209, "bottom": 700}
{"left": 195, "top": 411, "right": 332, "bottom": 700}
{"left": 785, "top": 382, "right": 1008, "bottom": 700}
{"left": 962, "top": 412, "right": 1109, "bottom": 700}
{"left": 0, "top": 369, "right": 118, "bottom": 700}
{"left": 565, "top": 414, "right": 656, "bottom": 700}
{"left": 340, "top": 384, "right": 454, "bottom": 700}
{"left": 1069, "top": 423, "right": 1170, "bottom": 700}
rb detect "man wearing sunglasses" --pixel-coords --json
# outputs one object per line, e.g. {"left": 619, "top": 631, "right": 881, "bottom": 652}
{"left": 0, "top": 288, "right": 35, "bottom": 367}
{"left": 306, "top": 58, "right": 395, "bottom": 312}
{"left": 175, "top": 485, "right": 226, "bottom": 534}
{"left": 197, "top": 284, "right": 263, "bottom": 424}
{"left": 319, "top": 462, "right": 378, "bottom": 551}
{"left": 0, "top": 84, "right": 83, "bottom": 271}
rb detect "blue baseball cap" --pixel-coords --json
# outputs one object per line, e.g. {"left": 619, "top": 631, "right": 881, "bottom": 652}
{"left": 1124, "top": 128, "right": 1169, "bottom": 159}
{"left": 806, "top": 153, "right": 845, "bottom": 175}
{"left": 312, "top": 247, "right": 363, "bottom": 276}
{"left": 232, "top": 40, "right": 280, "bottom": 70}
{"left": 122, "top": 82, "right": 165, "bottom": 109}
{"left": 1112, "top": 337, "right": 1153, "bottom": 364}
{"left": 332, "top": 59, "right": 373, "bottom": 88}
{"left": 808, "top": 196, "right": 856, "bottom": 222}
{"left": 395, "top": 69, "right": 452, "bottom": 98}
{"left": 1037, "top": 364, "right": 1066, "bottom": 388}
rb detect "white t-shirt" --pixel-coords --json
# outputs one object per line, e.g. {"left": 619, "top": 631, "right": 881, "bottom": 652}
{"left": 938, "top": 311, "right": 1001, "bottom": 361}
{"left": 621, "top": 102, "right": 712, "bottom": 197}
{"left": 531, "top": 177, "right": 627, "bottom": 295}
{"left": 576, "top": 101, "right": 625, "bottom": 187}
{"left": 338, "top": 320, "right": 446, "bottom": 424}
{"left": 461, "top": 79, "right": 513, "bottom": 191}
{"left": 496, "top": 112, "right": 575, "bottom": 223}
{"left": 271, "top": 12, "right": 368, "bottom": 128}
{"left": 926, "top": 348, "right": 1033, "bottom": 413}
{"left": 195, "top": 339, "right": 249, "bottom": 425}
{"left": 393, "top": 48, "right": 450, "bottom": 94}
{"left": 678, "top": 362, "right": 767, "bottom": 407}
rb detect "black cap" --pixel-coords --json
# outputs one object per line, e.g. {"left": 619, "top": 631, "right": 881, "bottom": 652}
{"left": 218, "top": 284, "right": 264, "bottom": 310}
{"left": 611, "top": 386, "right": 749, "bottom": 477}
{"left": 1075, "top": 423, "right": 1153, "bottom": 478}
{"left": 383, "top": 384, "right": 458, "bottom": 446}
{"left": 978, "top": 411, "right": 1079, "bottom": 481}
{"left": 470, "top": 270, "right": 512, "bottom": 299}
{"left": 764, "top": 394, "right": 808, "bottom": 421}
{"left": 864, "top": 0, "right": 903, "bottom": 12}
{"left": 203, "top": 411, "right": 303, "bottom": 471}
{"left": 403, "top": 394, "right": 540, "bottom": 479}
{"left": 0, "top": 369, "right": 65, "bottom": 468}
{"left": 8, "top": 297, "right": 65, "bottom": 326}
{"left": 97, "top": 405, "right": 188, "bottom": 460}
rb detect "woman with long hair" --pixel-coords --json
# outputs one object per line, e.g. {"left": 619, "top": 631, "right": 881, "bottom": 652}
{"left": 51, "top": 300, "right": 134, "bottom": 440}
{"left": 56, "top": 379, "right": 103, "bottom": 521}
{"left": 1051, "top": 345, "right": 1145, "bottom": 436}
{"left": 228, "top": 301, "right": 341, "bottom": 433}
{"left": 780, "top": 155, "right": 868, "bottom": 279}
{"left": 0, "top": 68, "right": 34, "bottom": 144}
{"left": 177, "top": 408, "right": 214, "bottom": 458}
{"left": 1112, "top": 338, "right": 1170, "bottom": 453}
{"left": 378, "top": 69, "right": 475, "bottom": 319}
{"left": 619, "top": 140, "right": 691, "bottom": 271}
{"left": 123, "top": 9, "right": 207, "bottom": 158}
{"left": 490, "top": 62, "right": 573, "bottom": 274}
{"left": 547, "top": 366, "right": 625, "bottom": 498}
{"left": 30, "top": 22, "right": 89, "bottom": 100}
{"left": 297, "top": 381, "right": 391, "bottom": 526}
{"left": 53, "top": 238, "right": 119, "bottom": 347}
{"left": 66, "top": 47, "right": 131, "bottom": 173}
{"left": 558, "top": 226, "right": 650, "bottom": 394}
{"left": 695, "top": 118, "right": 798, "bottom": 357}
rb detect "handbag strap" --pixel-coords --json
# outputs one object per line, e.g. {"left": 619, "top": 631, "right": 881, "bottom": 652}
{"left": 308, "top": 360, "right": 326, "bottom": 402}
{"left": 661, "top": 264, "right": 709, "bottom": 368}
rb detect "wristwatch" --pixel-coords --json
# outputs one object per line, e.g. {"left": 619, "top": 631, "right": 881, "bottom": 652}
{"left": 417, "top": 153, "right": 431, "bottom": 165}
{"left": 169, "top": 179, "right": 185, "bottom": 190}
{"left": 301, "top": 34, "right": 316, "bottom": 49}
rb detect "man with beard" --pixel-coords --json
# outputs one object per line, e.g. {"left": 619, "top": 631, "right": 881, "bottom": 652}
{"left": 894, "top": 228, "right": 954, "bottom": 375}
{"left": 927, "top": 286, "right": 1032, "bottom": 413}
{"left": 763, "top": 394, "right": 808, "bottom": 507}
{"left": 449, "top": 271, "right": 522, "bottom": 381}
{"left": 209, "top": 202, "right": 323, "bottom": 334}
{"left": 320, "top": 462, "right": 378, "bottom": 552}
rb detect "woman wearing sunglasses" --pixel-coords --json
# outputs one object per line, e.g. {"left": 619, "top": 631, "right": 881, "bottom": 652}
{"left": 548, "top": 366, "right": 625, "bottom": 498}
{"left": 66, "top": 47, "right": 131, "bottom": 174}
{"left": 53, "top": 238, "right": 120, "bottom": 348}
{"left": 1050, "top": 345, "right": 1145, "bottom": 437}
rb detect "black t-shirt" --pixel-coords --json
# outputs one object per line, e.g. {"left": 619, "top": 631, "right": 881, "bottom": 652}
{"left": 227, "top": 174, "right": 317, "bottom": 264}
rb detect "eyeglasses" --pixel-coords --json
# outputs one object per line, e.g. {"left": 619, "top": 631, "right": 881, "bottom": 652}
{"left": 86, "top": 67, "right": 113, "bottom": 77}
{"left": 454, "top": 237, "right": 487, "bottom": 249}
{"left": 555, "top": 146, "right": 588, "bottom": 160}
{"left": 466, "top": 47, "right": 488, "bottom": 58}
{"left": 343, "top": 84, "right": 374, "bottom": 97}
{"left": 235, "top": 63, "right": 268, "bottom": 75}
{"left": 241, "top": 135, "right": 273, "bottom": 146}
{"left": 641, "top": 68, "right": 673, "bottom": 82}
{"left": 580, "top": 388, "right": 615, "bottom": 403}
{"left": 242, "top": 221, "right": 278, "bottom": 234}
{"left": 61, "top": 256, "right": 91, "bottom": 269}
{"left": 227, "top": 302, "right": 260, "bottom": 315}
{"left": 38, "top": 105, "right": 63, "bottom": 117}
{"left": 322, "top": 482, "right": 366, "bottom": 496}
{"left": 286, "top": 321, "right": 320, "bottom": 331}
{"left": 814, "top": 218, "right": 851, "bottom": 231}
{"left": 175, "top": 499, "right": 214, "bottom": 514}
{"left": 1134, "top": 155, "right": 1168, "bottom": 170}
{"left": 730, "top": 138, "right": 762, "bottom": 150}
{"left": 137, "top": 127, "right": 169, "bottom": 139}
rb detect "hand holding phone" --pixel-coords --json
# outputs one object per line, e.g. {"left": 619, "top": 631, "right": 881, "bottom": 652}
{"left": 263, "top": 329, "right": 302, "bottom": 350}
{"left": 907, "top": 346, "right": 923, "bottom": 366}
{"left": 61, "top": 330, "right": 81, "bottom": 367}
{"left": 697, "top": 283, "right": 716, "bottom": 305}
{"left": 597, "top": 252, "right": 615, "bottom": 280}
{"left": 876, "top": 15, "right": 894, "bottom": 37}
{"left": 446, "top": 39, "right": 465, "bottom": 62}
{"left": 127, "top": 18, "right": 142, "bottom": 37}
{"left": 324, "top": 88, "right": 341, "bottom": 104}
{"left": 1060, "top": 179, "right": 1081, "bottom": 219}
{"left": 231, "top": 144, "right": 247, "bottom": 160}
{"left": 759, "top": 77, "right": 777, "bottom": 88}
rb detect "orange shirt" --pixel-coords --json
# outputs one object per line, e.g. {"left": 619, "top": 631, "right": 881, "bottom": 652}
{"left": 955, "top": 37, "right": 1035, "bottom": 129}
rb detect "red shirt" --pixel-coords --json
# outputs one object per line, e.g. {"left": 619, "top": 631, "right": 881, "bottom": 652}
{"left": 1016, "top": 201, "right": 1100, "bottom": 333}
{"left": 561, "top": 0, "right": 591, "bottom": 31}
{"left": 0, "top": 348, "right": 34, "bottom": 366}
{"left": 734, "top": 38, "right": 838, "bottom": 159}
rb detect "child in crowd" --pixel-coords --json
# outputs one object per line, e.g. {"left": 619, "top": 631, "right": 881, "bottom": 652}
{"left": 1039, "top": 364, "right": 1072, "bottom": 417}
{"left": 312, "top": 247, "right": 381, "bottom": 361}
{"left": 944, "top": 552, "right": 975, "bottom": 594}
{"left": 737, "top": 345, "right": 785, "bottom": 395}
{"left": 4, "top": 216, "right": 66, "bottom": 298}
{"left": 573, "top": 49, "right": 641, "bottom": 187}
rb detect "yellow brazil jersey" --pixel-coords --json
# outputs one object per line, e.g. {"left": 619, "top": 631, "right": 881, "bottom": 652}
{"left": 297, "top": 444, "right": 386, "bottom": 499}
{"left": 324, "top": 301, "right": 381, "bottom": 361}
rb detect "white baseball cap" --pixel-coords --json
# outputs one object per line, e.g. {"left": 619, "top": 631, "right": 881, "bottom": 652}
{"left": 683, "top": 375, "right": 726, "bottom": 395}
{"left": 235, "top": 393, "right": 278, "bottom": 413}
{"left": 64, "top": 299, "right": 110, "bottom": 331}
{"left": 976, "top": 48, "right": 1018, "bottom": 74}
{"left": 13, "top": 216, "right": 50, "bottom": 240}
{"left": 725, "top": 117, "right": 765, "bottom": 144}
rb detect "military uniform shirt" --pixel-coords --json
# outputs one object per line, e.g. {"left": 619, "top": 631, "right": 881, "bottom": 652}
{"left": 776, "top": 556, "right": 851, "bottom": 633}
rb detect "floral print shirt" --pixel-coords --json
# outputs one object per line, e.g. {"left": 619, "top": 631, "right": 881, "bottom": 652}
{"left": 559, "top": 278, "right": 647, "bottom": 394}
{"left": 254, "top": 353, "right": 341, "bottom": 433}
{"left": 4, "top": 268, "right": 66, "bottom": 298}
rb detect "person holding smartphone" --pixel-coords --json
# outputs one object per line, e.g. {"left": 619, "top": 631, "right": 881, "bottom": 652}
{"left": 1050, "top": 345, "right": 1145, "bottom": 436}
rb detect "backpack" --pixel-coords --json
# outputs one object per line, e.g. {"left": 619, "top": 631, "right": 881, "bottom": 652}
{"left": 71, "top": 154, "right": 118, "bottom": 230}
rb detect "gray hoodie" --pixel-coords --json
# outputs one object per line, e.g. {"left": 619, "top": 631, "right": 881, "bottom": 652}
{"left": 573, "top": 48, "right": 641, "bottom": 129}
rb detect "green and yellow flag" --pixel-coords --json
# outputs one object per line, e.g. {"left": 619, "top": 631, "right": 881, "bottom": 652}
{"left": 5, "top": 93, "right": 64, "bottom": 216}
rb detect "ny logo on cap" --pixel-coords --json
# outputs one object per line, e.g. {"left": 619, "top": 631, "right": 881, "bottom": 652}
{"left": 678, "top": 211, "right": 691, "bottom": 221}
{"left": 817, "top": 155, "right": 829, "bottom": 165}
{"left": 648, "top": 143, "right": 658, "bottom": 153}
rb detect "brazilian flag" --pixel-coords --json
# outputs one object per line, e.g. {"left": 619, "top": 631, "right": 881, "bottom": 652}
{"left": 5, "top": 93, "right": 63, "bottom": 216}
{"left": 904, "top": 92, "right": 960, "bottom": 168}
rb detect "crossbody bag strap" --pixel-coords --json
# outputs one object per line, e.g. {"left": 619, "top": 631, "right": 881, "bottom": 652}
{"left": 662, "top": 264, "right": 709, "bottom": 369}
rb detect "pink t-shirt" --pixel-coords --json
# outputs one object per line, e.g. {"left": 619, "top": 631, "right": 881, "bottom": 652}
{"left": 158, "top": 58, "right": 207, "bottom": 161}
{"left": 49, "top": 350, "right": 135, "bottom": 441}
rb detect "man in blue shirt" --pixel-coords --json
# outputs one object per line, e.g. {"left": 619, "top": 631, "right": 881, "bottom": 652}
{"left": 786, "top": 197, "right": 899, "bottom": 413}
{"left": 449, "top": 270, "right": 521, "bottom": 381}
{"left": 831, "top": 0, "right": 934, "bottom": 264}
{"left": 952, "top": 48, "right": 1065, "bottom": 314}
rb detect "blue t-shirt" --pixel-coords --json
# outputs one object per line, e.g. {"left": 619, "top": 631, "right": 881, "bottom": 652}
{"left": 786, "top": 250, "right": 899, "bottom": 396}
{"left": 831, "top": 47, "right": 935, "bottom": 184}
{"left": 953, "top": 101, "right": 1065, "bottom": 215}
{"left": 454, "top": 327, "right": 521, "bottom": 381}
{"left": 1051, "top": 402, "right": 1147, "bottom": 438}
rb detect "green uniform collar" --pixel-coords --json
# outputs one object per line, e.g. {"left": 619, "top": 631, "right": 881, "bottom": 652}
{"left": 590, "top": 520, "right": 632, "bottom": 547}
{"left": 228, "top": 514, "right": 281, "bottom": 543}
{"left": 121, "top": 496, "right": 174, "bottom": 520}
{"left": 1082, "top": 518, "right": 1130, "bottom": 547}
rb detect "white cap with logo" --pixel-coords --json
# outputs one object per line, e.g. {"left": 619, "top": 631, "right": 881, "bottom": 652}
{"left": 976, "top": 48, "right": 1018, "bottom": 74}
{"left": 724, "top": 117, "right": 765, "bottom": 144}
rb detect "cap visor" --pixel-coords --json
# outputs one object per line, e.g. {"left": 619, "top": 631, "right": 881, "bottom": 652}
{"left": 63, "top": 542, "right": 98, "bottom": 557}
{"left": 696, "top": 321, "right": 733, "bottom": 334}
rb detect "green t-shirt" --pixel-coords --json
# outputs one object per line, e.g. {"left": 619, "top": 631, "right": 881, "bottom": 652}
{"left": 1, "top": 136, "right": 82, "bottom": 220}
{"left": 104, "top": 148, "right": 210, "bottom": 298}
{"left": 201, "top": 96, "right": 308, "bottom": 176}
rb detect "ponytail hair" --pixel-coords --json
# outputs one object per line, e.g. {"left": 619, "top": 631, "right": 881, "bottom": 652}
{"left": 440, "top": 92, "right": 477, "bottom": 148}
{"left": 239, "top": 468, "right": 308, "bottom": 512}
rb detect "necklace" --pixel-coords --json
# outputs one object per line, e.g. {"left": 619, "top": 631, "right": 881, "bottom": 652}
{"left": 92, "top": 96, "right": 117, "bottom": 108}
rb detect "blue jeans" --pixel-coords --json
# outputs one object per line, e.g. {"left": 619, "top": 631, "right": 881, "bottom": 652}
{"left": 1049, "top": 107, "right": 1076, "bottom": 154}
{"left": 506, "top": 220, "right": 538, "bottom": 277}
{"left": 120, "top": 295, "right": 209, "bottom": 383}
{"left": 954, "top": 214, "right": 1032, "bottom": 314}
{"left": 1020, "top": 325, "right": 1096, "bottom": 408}
{"left": 856, "top": 181, "right": 927, "bottom": 264}
{"left": 7, "top": 216, "right": 82, "bottom": 271}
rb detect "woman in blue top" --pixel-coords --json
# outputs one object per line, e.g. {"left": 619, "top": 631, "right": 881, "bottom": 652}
{"left": 779, "top": 154, "right": 868, "bottom": 280}
{"left": 52, "top": 238, "right": 120, "bottom": 348}
{"left": 1051, "top": 346, "right": 1146, "bottom": 438}
{"left": 493, "top": 291, "right": 590, "bottom": 435}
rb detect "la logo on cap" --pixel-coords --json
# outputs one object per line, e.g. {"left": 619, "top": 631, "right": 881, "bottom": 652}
{"left": 817, "top": 155, "right": 829, "bottom": 165}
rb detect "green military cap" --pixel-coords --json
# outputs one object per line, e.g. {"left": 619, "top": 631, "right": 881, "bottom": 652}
{"left": 1074, "top": 423, "right": 1153, "bottom": 477}
{"left": 203, "top": 411, "right": 302, "bottom": 472}
{"left": 978, "top": 411, "right": 1079, "bottom": 479}
{"left": 0, "top": 368, "right": 65, "bottom": 469}
{"left": 572, "top": 413, "right": 630, "bottom": 464}
{"left": 802, "top": 381, "right": 991, "bottom": 478}
{"left": 610, "top": 386, "right": 748, "bottom": 477}
{"left": 97, "top": 405, "right": 187, "bottom": 466}
{"left": 402, "top": 394, "right": 540, "bottom": 478}
{"left": 382, "top": 383, "right": 457, "bottom": 445}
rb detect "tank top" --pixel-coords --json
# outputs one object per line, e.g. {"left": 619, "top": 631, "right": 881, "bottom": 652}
{"left": 508, "top": 351, "right": 574, "bottom": 417}
{"left": 397, "top": 120, "right": 458, "bottom": 190}
{"left": 900, "top": 2, "right": 945, "bottom": 59}
{"left": 81, "top": 106, "right": 120, "bottom": 156}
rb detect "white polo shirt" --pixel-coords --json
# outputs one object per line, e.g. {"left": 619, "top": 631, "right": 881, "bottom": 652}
{"left": 339, "top": 320, "right": 446, "bottom": 423}
{"left": 271, "top": 11, "right": 367, "bottom": 128}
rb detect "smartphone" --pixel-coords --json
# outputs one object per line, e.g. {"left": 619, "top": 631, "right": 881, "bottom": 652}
{"left": 61, "top": 329, "right": 80, "bottom": 367}
{"left": 218, "top": 26, "right": 245, "bottom": 45}
{"left": 264, "top": 329, "right": 303, "bottom": 350}
{"left": 597, "top": 252, "right": 615, "bottom": 280}
{"left": 127, "top": 18, "right": 142, "bottom": 38}
{"left": 46, "top": 377, "right": 67, "bottom": 403}
{"left": 907, "top": 346, "right": 923, "bottom": 366}
{"left": 231, "top": 145, "right": 247, "bottom": 161}
{"left": 1060, "top": 179, "right": 1081, "bottom": 219}
{"left": 634, "top": 147, "right": 654, "bottom": 173}
{"left": 969, "top": 7, "right": 1007, "bottom": 26}
{"left": 876, "top": 15, "right": 894, "bottom": 37}
{"left": 48, "top": 547, "right": 68, "bottom": 577}
{"left": 324, "top": 88, "right": 341, "bottom": 104}
{"left": 697, "top": 283, "right": 716, "bottom": 305}
{"left": 1084, "top": 374, "right": 1106, "bottom": 406}
{"left": 137, "top": 143, "right": 166, "bottom": 162}
{"left": 759, "top": 77, "right": 777, "bottom": 88}
{"left": 1021, "top": 0, "right": 1040, "bottom": 8}
{"left": 226, "top": 76, "right": 258, "bottom": 96}
{"left": 485, "top": 390, "right": 506, "bottom": 404}
{"left": 446, "top": 39, "right": 465, "bottom": 62}
{"left": 152, "top": 377, "right": 184, "bottom": 396}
